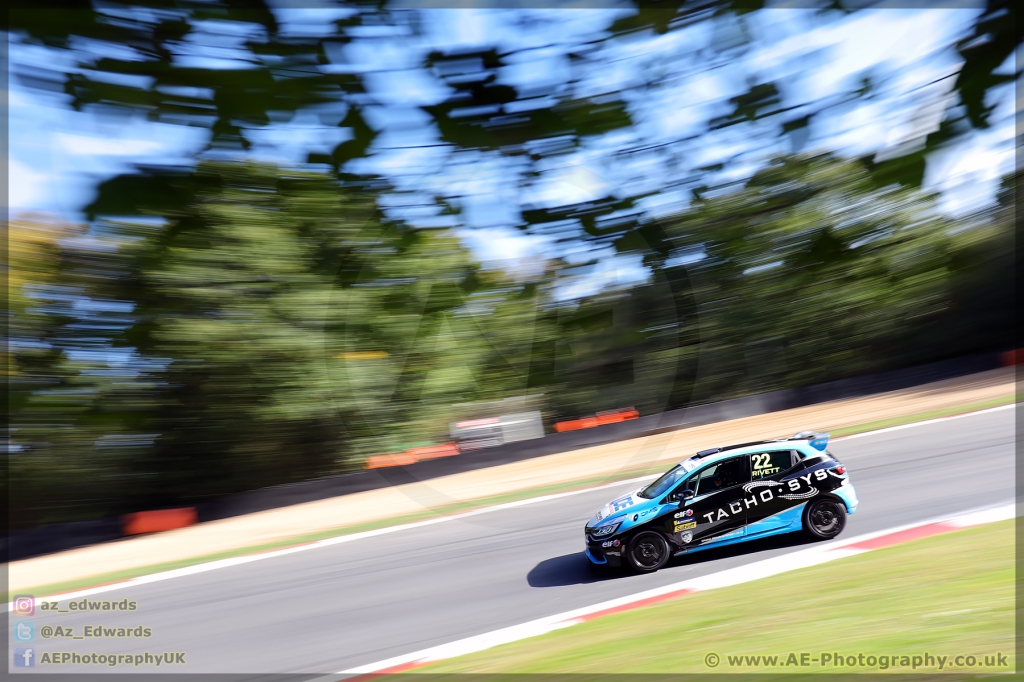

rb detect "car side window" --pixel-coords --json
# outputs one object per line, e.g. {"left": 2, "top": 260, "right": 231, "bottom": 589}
{"left": 750, "top": 450, "right": 797, "bottom": 480}
{"left": 691, "top": 456, "right": 749, "bottom": 497}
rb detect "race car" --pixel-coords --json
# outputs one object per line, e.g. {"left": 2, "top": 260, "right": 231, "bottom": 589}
{"left": 584, "top": 431, "right": 858, "bottom": 572}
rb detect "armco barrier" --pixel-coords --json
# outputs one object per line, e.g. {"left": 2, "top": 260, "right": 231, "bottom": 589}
{"left": 4, "top": 518, "right": 123, "bottom": 563}
{"left": 3, "top": 352, "right": 1004, "bottom": 562}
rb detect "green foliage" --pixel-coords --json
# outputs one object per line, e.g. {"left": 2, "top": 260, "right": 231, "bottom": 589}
{"left": 7, "top": 219, "right": 161, "bottom": 527}
{"left": 519, "top": 153, "right": 1013, "bottom": 418}
{"left": 654, "top": 153, "right": 1012, "bottom": 400}
{"left": 7, "top": 163, "right": 561, "bottom": 525}
{"left": 6, "top": 155, "right": 1014, "bottom": 529}
{"left": 5, "top": 1, "right": 1017, "bottom": 529}
{"left": 8, "top": 2, "right": 1018, "bottom": 185}
{"left": 115, "top": 162, "right": 559, "bottom": 502}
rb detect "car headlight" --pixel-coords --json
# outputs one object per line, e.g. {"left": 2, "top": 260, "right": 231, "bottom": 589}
{"left": 592, "top": 520, "right": 621, "bottom": 537}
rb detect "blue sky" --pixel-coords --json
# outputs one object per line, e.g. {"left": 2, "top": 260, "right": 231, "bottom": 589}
{"left": 7, "top": 6, "right": 1016, "bottom": 298}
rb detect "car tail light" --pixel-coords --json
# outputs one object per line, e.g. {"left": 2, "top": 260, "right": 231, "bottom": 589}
{"left": 834, "top": 465, "right": 847, "bottom": 475}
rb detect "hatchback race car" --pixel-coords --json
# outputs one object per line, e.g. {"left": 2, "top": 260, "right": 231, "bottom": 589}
{"left": 584, "top": 431, "right": 858, "bottom": 572}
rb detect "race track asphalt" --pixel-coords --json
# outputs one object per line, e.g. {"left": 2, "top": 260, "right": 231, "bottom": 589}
{"left": 17, "top": 408, "right": 1014, "bottom": 677}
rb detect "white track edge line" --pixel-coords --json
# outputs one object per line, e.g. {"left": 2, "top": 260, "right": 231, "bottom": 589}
{"left": 335, "top": 500, "right": 1016, "bottom": 677}
{"left": 6, "top": 474, "right": 657, "bottom": 608}
{"left": 832, "top": 403, "right": 1013, "bottom": 441}
{"left": 7, "top": 401, "right": 1014, "bottom": 607}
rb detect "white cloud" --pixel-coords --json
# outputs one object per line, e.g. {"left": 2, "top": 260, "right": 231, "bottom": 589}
{"left": 8, "top": 159, "right": 48, "bottom": 210}
{"left": 54, "top": 133, "right": 169, "bottom": 158}
{"left": 523, "top": 164, "right": 616, "bottom": 207}
{"left": 930, "top": 135, "right": 1014, "bottom": 216}
{"left": 554, "top": 253, "right": 649, "bottom": 301}
{"left": 460, "top": 226, "right": 554, "bottom": 279}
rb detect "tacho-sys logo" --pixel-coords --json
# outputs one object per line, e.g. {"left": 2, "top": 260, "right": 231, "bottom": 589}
{"left": 702, "top": 470, "right": 829, "bottom": 524}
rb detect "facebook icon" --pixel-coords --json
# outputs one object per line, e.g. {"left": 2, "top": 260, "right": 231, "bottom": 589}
{"left": 14, "top": 647, "right": 35, "bottom": 668}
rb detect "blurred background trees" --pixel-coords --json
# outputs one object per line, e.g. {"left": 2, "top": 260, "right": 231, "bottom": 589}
{"left": 5, "top": 1, "right": 1016, "bottom": 529}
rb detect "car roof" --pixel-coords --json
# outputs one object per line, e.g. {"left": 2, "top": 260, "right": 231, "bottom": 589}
{"left": 677, "top": 433, "right": 826, "bottom": 469}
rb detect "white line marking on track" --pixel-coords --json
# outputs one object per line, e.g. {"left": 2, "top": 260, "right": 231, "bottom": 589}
{"left": 7, "top": 474, "right": 657, "bottom": 608}
{"left": 7, "top": 401, "right": 1013, "bottom": 608}
{"left": 832, "top": 403, "right": 1013, "bottom": 441}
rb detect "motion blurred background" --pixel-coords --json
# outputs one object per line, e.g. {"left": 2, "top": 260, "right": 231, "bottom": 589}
{"left": 4, "top": 1, "right": 1017, "bottom": 533}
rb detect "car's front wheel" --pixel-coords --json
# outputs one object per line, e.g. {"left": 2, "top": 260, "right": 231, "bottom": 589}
{"left": 626, "top": 531, "right": 671, "bottom": 572}
{"left": 803, "top": 497, "right": 846, "bottom": 540}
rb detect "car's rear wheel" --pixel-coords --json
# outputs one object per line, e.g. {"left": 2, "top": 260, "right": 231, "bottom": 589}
{"left": 803, "top": 497, "right": 846, "bottom": 539}
{"left": 626, "top": 531, "right": 671, "bottom": 572}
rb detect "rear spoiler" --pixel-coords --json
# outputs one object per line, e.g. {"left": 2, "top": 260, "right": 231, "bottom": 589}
{"left": 789, "top": 431, "right": 830, "bottom": 451}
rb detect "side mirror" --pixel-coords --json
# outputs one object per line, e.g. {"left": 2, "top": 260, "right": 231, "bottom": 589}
{"left": 671, "top": 489, "right": 695, "bottom": 502}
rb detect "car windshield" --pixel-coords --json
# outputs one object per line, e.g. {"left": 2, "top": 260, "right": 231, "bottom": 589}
{"left": 638, "top": 460, "right": 696, "bottom": 499}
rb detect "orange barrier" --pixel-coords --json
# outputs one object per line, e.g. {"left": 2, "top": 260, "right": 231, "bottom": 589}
{"left": 1001, "top": 349, "right": 1022, "bottom": 367}
{"left": 122, "top": 508, "right": 197, "bottom": 536}
{"left": 365, "top": 443, "right": 460, "bottom": 469}
{"left": 364, "top": 453, "right": 419, "bottom": 469}
{"left": 554, "top": 408, "right": 639, "bottom": 433}
{"left": 406, "top": 444, "right": 460, "bottom": 461}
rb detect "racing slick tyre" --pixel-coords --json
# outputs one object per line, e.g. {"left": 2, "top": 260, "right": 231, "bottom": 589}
{"left": 803, "top": 497, "right": 846, "bottom": 540}
{"left": 626, "top": 531, "right": 671, "bottom": 573}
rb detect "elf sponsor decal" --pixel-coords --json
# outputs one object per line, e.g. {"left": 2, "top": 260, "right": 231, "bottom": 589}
{"left": 701, "top": 470, "right": 829, "bottom": 524}
{"left": 674, "top": 509, "right": 694, "bottom": 519}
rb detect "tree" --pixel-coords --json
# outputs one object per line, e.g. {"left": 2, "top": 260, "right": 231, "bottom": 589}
{"left": 655, "top": 152, "right": 1011, "bottom": 399}
{"left": 8, "top": 1, "right": 1017, "bottom": 193}
{"left": 64, "top": 160, "right": 558, "bottom": 508}
{"left": 5, "top": 2, "right": 1017, "bottom": 527}
{"left": 7, "top": 217, "right": 158, "bottom": 528}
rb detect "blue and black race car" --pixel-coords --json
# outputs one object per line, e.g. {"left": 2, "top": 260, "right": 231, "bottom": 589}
{"left": 584, "top": 431, "right": 858, "bottom": 572}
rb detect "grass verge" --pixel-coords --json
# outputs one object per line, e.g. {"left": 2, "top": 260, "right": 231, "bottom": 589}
{"left": 421, "top": 519, "right": 1015, "bottom": 674}
{"left": 8, "top": 394, "right": 1015, "bottom": 600}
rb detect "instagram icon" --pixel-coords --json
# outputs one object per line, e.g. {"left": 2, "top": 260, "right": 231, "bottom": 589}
{"left": 13, "top": 595, "right": 35, "bottom": 617}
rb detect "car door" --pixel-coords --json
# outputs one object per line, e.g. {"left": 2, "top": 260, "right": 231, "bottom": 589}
{"left": 668, "top": 455, "right": 751, "bottom": 548}
{"left": 744, "top": 449, "right": 804, "bottom": 535}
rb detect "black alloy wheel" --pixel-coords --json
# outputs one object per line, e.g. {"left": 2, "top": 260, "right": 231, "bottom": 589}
{"left": 804, "top": 498, "right": 846, "bottom": 539}
{"left": 626, "top": 531, "right": 671, "bottom": 572}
